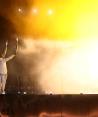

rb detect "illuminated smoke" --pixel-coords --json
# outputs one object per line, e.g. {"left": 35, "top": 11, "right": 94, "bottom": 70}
{"left": 15, "top": 38, "right": 98, "bottom": 94}
{"left": 16, "top": 38, "right": 72, "bottom": 94}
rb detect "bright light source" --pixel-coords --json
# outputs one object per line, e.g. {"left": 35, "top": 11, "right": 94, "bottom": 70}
{"left": 48, "top": 9, "right": 53, "bottom": 15}
{"left": 18, "top": 8, "right": 22, "bottom": 13}
{"left": 32, "top": 8, "right": 38, "bottom": 14}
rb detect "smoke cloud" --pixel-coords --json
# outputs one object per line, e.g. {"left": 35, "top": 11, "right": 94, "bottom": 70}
{"left": 15, "top": 38, "right": 98, "bottom": 94}
{"left": 14, "top": 38, "right": 75, "bottom": 94}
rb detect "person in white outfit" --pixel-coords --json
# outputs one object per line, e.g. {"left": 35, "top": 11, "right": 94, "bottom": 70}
{"left": 0, "top": 38, "right": 18, "bottom": 94}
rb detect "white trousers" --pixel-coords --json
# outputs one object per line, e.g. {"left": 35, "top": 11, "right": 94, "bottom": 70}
{"left": 0, "top": 74, "right": 7, "bottom": 93}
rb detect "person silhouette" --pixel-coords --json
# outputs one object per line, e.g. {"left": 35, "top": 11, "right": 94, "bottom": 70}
{"left": 0, "top": 38, "right": 18, "bottom": 94}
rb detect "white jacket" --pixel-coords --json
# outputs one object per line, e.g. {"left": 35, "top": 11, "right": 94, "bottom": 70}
{"left": 0, "top": 55, "right": 15, "bottom": 74}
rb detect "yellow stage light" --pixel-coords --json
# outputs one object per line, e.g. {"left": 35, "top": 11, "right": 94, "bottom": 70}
{"left": 48, "top": 9, "right": 53, "bottom": 15}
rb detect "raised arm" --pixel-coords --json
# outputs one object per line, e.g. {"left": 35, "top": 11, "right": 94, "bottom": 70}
{"left": 5, "top": 54, "right": 16, "bottom": 62}
{"left": 5, "top": 38, "right": 18, "bottom": 62}
{"left": 2, "top": 41, "right": 8, "bottom": 57}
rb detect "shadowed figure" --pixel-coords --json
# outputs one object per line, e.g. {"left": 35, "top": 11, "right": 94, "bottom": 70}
{"left": 0, "top": 38, "right": 18, "bottom": 94}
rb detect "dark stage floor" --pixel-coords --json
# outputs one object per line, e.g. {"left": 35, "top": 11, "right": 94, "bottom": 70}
{"left": 0, "top": 94, "right": 98, "bottom": 117}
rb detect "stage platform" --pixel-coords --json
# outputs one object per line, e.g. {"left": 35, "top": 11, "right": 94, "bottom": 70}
{"left": 0, "top": 94, "right": 98, "bottom": 116}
